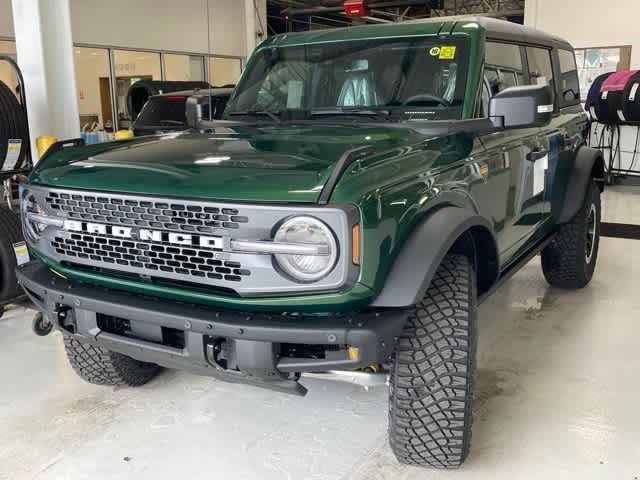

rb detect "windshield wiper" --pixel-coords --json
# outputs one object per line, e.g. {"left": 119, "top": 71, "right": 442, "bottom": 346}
{"left": 227, "top": 110, "right": 281, "bottom": 123}
{"left": 309, "top": 108, "right": 391, "bottom": 118}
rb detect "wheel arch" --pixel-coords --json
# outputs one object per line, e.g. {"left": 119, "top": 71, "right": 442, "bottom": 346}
{"left": 449, "top": 224, "right": 500, "bottom": 297}
{"left": 557, "top": 146, "right": 605, "bottom": 224}
{"left": 371, "top": 206, "right": 499, "bottom": 308}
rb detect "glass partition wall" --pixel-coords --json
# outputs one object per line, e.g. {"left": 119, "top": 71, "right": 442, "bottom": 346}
{"left": 164, "top": 54, "right": 206, "bottom": 82}
{"left": 208, "top": 56, "right": 243, "bottom": 87}
{"left": 113, "top": 49, "right": 162, "bottom": 129}
{"left": 74, "top": 47, "right": 113, "bottom": 131}
{"left": 0, "top": 37, "right": 243, "bottom": 132}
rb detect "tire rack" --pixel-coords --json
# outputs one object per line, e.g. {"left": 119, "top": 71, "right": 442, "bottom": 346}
{"left": 0, "top": 54, "right": 31, "bottom": 318}
{"left": 589, "top": 121, "right": 640, "bottom": 184}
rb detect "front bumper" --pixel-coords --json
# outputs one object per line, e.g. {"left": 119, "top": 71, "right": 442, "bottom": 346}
{"left": 17, "top": 260, "right": 407, "bottom": 395}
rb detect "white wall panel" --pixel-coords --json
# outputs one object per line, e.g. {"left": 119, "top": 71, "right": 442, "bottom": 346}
{"left": 0, "top": 0, "right": 13, "bottom": 37}
{"left": 70, "top": 0, "right": 244, "bottom": 56}
{"left": 525, "top": 0, "right": 640, "bottom": 69}
{"left": 1, "top": 0, "right": 264, "bottom": 58}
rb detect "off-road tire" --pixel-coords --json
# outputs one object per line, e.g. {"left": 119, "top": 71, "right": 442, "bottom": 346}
{"left": 0, "top": 206, "right": 24, "bottom": 303}
{"left": 63, "top": 336, "right": 160, "bottom": 386}
{"left": 541, "top": 180, "right": 601, "bottom": 288}
{"left": 389, "top": 254, "right": 477, "bottom": 468}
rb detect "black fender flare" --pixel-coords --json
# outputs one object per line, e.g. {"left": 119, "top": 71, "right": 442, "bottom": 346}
{"left": 557, "top": 146, "right": 605, "bottom": 224}
{"left": 371, "top": 206, "right": 498, "bottom": 308}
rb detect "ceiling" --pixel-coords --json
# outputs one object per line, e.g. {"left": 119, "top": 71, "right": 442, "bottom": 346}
{"left": 267, "top": 0, "right": 526, "bottom": 33}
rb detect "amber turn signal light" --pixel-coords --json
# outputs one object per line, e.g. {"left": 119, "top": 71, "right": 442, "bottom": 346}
{"left": 347, "top": 346, "right": 360, "bottom": 361}
{"left": 352, "top": 224, "right": 360, "bottom": 265}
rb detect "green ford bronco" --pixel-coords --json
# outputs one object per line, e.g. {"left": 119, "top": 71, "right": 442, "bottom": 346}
{"left": 17, "top": 17, "right": 604, "bottom": 468}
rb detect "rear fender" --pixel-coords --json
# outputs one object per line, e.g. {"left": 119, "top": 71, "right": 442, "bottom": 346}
{"left": 557, "top": 146, "right": 605, "bottom": 224}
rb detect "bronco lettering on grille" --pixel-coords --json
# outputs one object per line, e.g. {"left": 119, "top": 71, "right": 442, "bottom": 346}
{"left": 63, "top": 220, "right": 224, "bottom": 250}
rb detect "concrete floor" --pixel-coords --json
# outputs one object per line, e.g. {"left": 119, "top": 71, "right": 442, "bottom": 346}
{"left": 1, "top": 187, "right": 639, "bottom": 480}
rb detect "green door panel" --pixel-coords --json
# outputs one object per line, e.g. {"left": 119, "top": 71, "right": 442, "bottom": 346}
{"left": 475, "top": 127, "right": 547, "bottom": 264}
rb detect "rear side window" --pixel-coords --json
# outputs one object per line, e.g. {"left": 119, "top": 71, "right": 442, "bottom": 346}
{"left": 525, "top": 47, "right": 555, "bottom": 106}
{"left": 558, "top": 49, "right": 580, "bottom": 107}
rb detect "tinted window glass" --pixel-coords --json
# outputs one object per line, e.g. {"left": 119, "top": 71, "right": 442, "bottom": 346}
{"left": 486, "top": 42, "right": 522, "bottom": 70}
{"left": 134, "top": 96, "right": 187, "bottom": 127}
{"left": 526, "top": 47, "right": 555, "bottom": 105}
{"left": 201, "top": 95, "right": 230, "bottom": 120}
{"left": 485, "top": 67, "right": 500, "bottom": 95}
{"left": 485, "top": 42, "right": 524, "bottom": 93}
{"left": 558, "top": 49, "right": 580, "bottom": 107}
{"left": 481, "top": 42, "right": 524, "bottom": 116}
{"left": 226, "top": 37, "right": 471, "bottom": 120}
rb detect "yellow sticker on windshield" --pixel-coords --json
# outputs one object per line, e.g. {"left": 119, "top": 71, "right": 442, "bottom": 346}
{"left": 439, "top": 46, "right": 456, "bottom": 60}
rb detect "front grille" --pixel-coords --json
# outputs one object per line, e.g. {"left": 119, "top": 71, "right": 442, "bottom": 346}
{"left": 45, "top": 192, "right": 249, "bottom": 234}
{"left": 52, "top": 232, "right": 250, "bottom": 283}
{"left": 25, "top": 185, "right": 352, "bottom": 296}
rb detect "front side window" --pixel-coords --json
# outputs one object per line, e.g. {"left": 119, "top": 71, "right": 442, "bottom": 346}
{"left": 525, "top": 47, "right": 555, "bottom": 106}
{"left": 225, "top": 37, "right": 470, "bottom": 120}
{"left": 485, "top": 42, "right": 524, "bottom": 94}
{"left": 480, "top": 42, "right": 524, "bottom": 116}
{"left": 558, "top": 49, "right": 580, "bottom": 107}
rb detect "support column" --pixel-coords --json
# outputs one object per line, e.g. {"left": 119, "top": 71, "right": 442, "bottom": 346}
{"left": 11, "top": 0, "right": 80, "bottom": 162}
{"left": 523, "top": 0, "right": 538, "bottom": 28}
{"left": 244, "top": 0, "right": 258, "bottom": 59}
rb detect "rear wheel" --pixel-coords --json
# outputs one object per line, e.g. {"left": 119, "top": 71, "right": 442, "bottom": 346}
{"left": 541, "top": 180, "right": 601, "bottom": 288}
{"left": 388, "top": 254, "right": 477, "bottom": 468}
{"left": 63, "top": 336, "right": 160, "bottom": 386}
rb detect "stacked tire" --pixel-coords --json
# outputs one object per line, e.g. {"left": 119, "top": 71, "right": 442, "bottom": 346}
{"left": 586, "top": 70, "right": 640, "bottom": 125}
{"left": 0, "top": 79, "right": 28, "bottom": 171}
{"left": 621, "top": 71, "right": 640, "bottom": 123}
{"left": 585, "top": 72, "right": 613, "bottom": 122}
{"left": 0, "top": 79, "right": 28, "bottom": 309}
{"left": 0, "top": 206, "right": 23, "bottom": 304}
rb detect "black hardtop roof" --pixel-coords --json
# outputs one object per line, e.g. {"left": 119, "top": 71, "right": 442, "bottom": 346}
{"left": 448, "top": 16, "right": 573, "bottom": 50}
{"left": 270, "top": 16, "right": 573, "bottom": 52}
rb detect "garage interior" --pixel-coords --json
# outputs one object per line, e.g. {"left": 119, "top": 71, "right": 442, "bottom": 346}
{"left": 1, "top": 1, "right": 639, "bottom": 479}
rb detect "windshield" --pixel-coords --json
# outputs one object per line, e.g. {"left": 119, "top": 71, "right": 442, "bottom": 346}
{"left": 225, "top": 36, "right": 469, "bottom": 121}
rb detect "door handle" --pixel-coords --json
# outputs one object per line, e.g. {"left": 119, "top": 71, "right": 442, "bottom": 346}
{"left": 526, "top": 147, "right": 548, "bottom": 162}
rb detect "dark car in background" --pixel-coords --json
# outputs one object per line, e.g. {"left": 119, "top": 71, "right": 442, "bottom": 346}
{"left": 132, "top": 87, "right": 233, "bottom": 136}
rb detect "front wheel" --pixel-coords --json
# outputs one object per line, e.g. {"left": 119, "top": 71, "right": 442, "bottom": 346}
{"left": 388, "top": 254, "right": 477, "bottom": 468}
{"left": 541, "top": 180, "right": 601, "bottom": 288}
{"left": 63, "top": 336, "right": 161, "bottom": 386}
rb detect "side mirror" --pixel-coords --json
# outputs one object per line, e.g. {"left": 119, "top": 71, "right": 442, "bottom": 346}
{"left": 185, "top": 93, "right": 212, "bottom": 129}
{"left": 489, "top": 84, "right": 553, "bottom": 129}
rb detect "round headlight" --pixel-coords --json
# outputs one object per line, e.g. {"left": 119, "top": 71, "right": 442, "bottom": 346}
{"left": 274, "top": 216, "right": 338, "bottom": 282}
{"left": 22, "top": 192, "right": 46, "bottom": 240}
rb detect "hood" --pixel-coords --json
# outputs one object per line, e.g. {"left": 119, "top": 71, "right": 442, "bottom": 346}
{"left": 31, "top": 125, "right": 425, "bottom": 203}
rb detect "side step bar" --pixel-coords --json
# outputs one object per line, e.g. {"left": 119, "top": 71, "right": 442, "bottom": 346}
{"left": 478, "top": 233, "right": 555, "bottom": 305}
